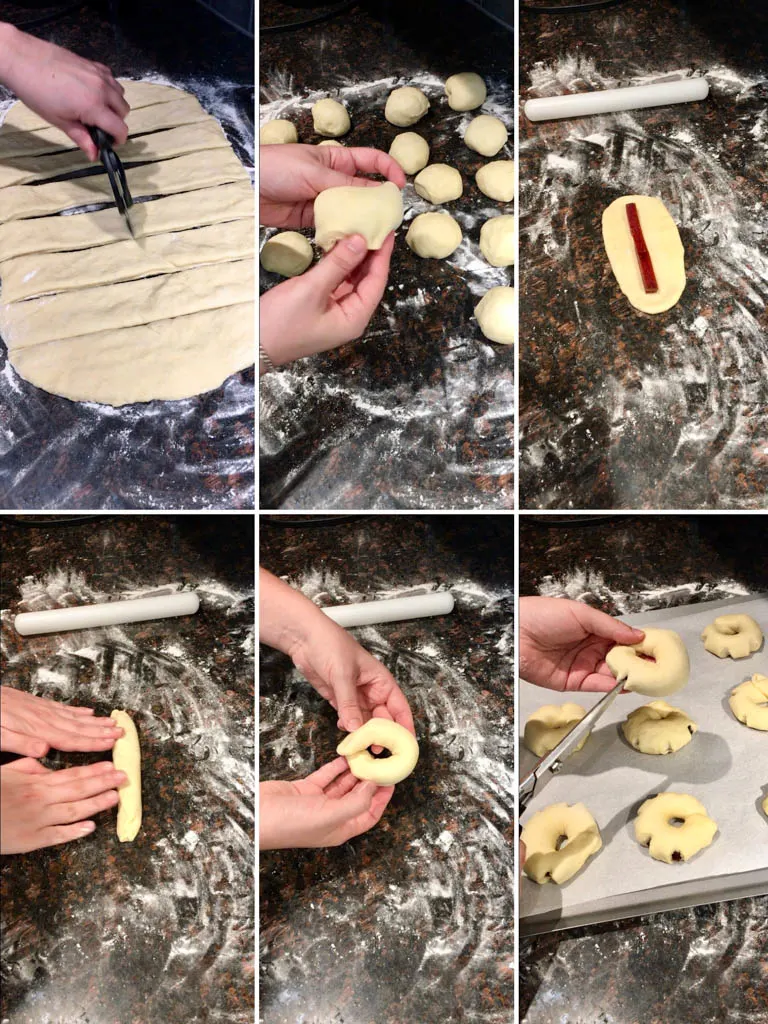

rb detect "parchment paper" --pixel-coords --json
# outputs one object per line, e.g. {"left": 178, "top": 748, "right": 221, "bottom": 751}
{"left": 520, "top": 596, "right": 768, "bottom": 934}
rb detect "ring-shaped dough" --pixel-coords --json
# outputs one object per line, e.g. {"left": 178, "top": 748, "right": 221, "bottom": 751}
{"left": 622, "top": 701, "right": 698, "bottom": 754}
{"left": 606, "top": 627, "right": 689, "bottom": 696}
{"left": 762, "top": 793, "right": 768, "bottom": 818}
{"left": 337, "top": 719, "right": 419, "bottom": 785}
{"left": 523, "top": 704, "right": 588, "bottom": 757}
{"left": 701, "top": 614, "right": 763, "bottom": 659}
{"left": 729, "top": 674, "right": 768, "bottom": 730}
{"left": 521, "top": 802, "right": 602, "bottom": 884}
{"left": 634, "top": 792, "right": 717, "bottom": 863}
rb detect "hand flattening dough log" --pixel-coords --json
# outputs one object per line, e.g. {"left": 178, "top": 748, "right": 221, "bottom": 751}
{"left": 701, "top": 614, "right": 763, "bottom": 659}
{"left": 405, "top": 212, "right": 462, "bottom": 258}
{"left": 606, "top": 627, "right": 689, "bottom": 696}
{"left": 260, "top": 231, "right": 314, "bottom": 277}
{"left": 602, "top": 195, "right": 685, "bottom": 313}
{"left": 314, "top": 181, "right": 403, "bottom": 250}
{"left": 260, "top": 119, "right": 298, "bottom": 144}
{"left": 384, "top": 86, "right": 429, "bottom": 126}
{"left": 312, "top": 98, "right": 350, "bottom": 137}
{"left": 337, "top": 719, "right": 419, "bottom": 785}
{"left": 111, "top": 710, "right": 142, "bottom": 842}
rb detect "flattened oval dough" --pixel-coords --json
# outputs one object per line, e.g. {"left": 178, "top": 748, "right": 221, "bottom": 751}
{"left": 111, "top": 709, "right": 142, "bottom": 842}
{"left": 602, "top": 195, "right": 685, "bottom": 314}
{"left": 314, "top": 181, "right": 403, "bottom": 251}
{"left": 337, "top": 719, "right": 419, "bottom": 785}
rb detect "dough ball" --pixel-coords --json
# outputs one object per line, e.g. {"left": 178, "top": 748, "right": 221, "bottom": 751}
{"left": 464, "top": 114, "right": 508, "bottom": 157}
{"left": 389, "top": 131, "right": 430, "bottom": 174}
{"left": 729, "top": 674, "right": 768, "bottom": 730}
{"left": 476, "top": 160, "right": 515, "bottom": 202}
{"left": 475, "top": 286, "right": 515, "bottom": 345}
{"left": 622, "top": 701, "right": 697, "bottom": 755}
{"left": 445, "top": 72, "right": 487, "bottom": 111}
{"left": 260, "top": 119, "right": 297, "bottom": 145}
{"left": 521, "top": 802, "right": 602, "bottom": 885}
{"left": 260, "top": 231, "right": 313, "bottom": 277}
{"left": 406, "top": 212, "right": 462, "bottom": 259}
{"left": 314, "top": 180, "right": 403, "bottom": 251}
{"left": 312, "top": 97, "right": 351, "bottom": 137}
{"left": 385, "top": 86, "right": 430, "bottom": 127}
{"left": 479, "top": 215, "right": 515, "bottom": 267}
{"left": 634, "top": 792, "right": 717, "bottom": 863}
{"left": 701, "top": 614, "right": 763, "bottom": 659}
{"left": 317, "top": 139, "right": 343, "bottom": 147}
{"left": 413, "top": 164, "right": 463, "bottom": 204}
{"left": 523, "top": 704, "right": 588, "bottom": 757}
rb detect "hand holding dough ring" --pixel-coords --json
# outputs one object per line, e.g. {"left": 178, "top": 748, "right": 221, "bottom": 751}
{"left": 606, "top": 627, "right": 689, "bottom": 696}
{"left": 701, "top": 614, "right": 763, "bottom": 659}
{"left": 523, "top": 704, "right": 588, "bottom": 757}
{"left": 521, "top": 802, "right": 602, "bottom": 884}
{"left": 337, "top": 719, "right": 419, "bottom": 785}
{"left": 729, "top": 674, "right": 768, "bottom": 730}
{"left": 622, "top": 700, "right": 697, "bottom": 754}
{"left": 634, "top": 792, "right": 717, "bottom": 863}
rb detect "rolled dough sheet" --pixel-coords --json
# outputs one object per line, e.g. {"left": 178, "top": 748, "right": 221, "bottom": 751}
{"left": 110, "top": 709, "right": 142, "bottom": 843}
{"left": 12, "top": 302, "right": 254, "bottom": 405}
{"left": 0, "top": 119, "right": 231, "bottom": 188}
{"left": 2, "top": 218, "right": 254, "bottom": 302}
{"left": 1, "top": 258, "right": 254, "bottom": 349}
{"left": 0, "top": 94, "right": 210, "bottom": 160}
{"left": 0, "top": 148, "right": 247, "bottom": 223}
{"left": 0, "top": 180, "right": 254, "bottom": 261}
{"left": 602, "top": 194, "right": 686, "bottom": 314}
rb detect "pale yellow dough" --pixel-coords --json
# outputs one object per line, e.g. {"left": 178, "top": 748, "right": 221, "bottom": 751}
{"left": 260, "top": 231, "right": 313, "bottom": 277}
{"left": 475, "top": 161, "right": 514, "bottom": 202}
{"left": 602, "top": 195, "right": 685, "bottom": 314}
{"left": 444, "top": 72, "right": 486, "bottom": 111}
{"left": 384, "top": 87, "right": 429, "bottom": 127}
{"left": 260, "top": 119, "right": 297, "bottom": 144}
{"left": 606, "top": 627, "right": 689, "bottom": 696}
{"left": 701, "top": 614, "right": 763, "bottom": 659}
{"left": 729, "top": 674, "right": 768, "bottom": 730}
{"left": 475, "top": 286, "right": 515, "bottom": 345}
{"left": 313, "top": 181, "right": 403, "bottom": 251}
{"left": 111, "top": 710, "right": 142, "bottom": 842}
{"left": 479, "top": 215, "right": 515, "bottom": 267}
{"left": 388, "top": 132, "right": 429, "bottom": 175}
{"left": 405, "top": 212, "right": 462, "bottom": 259}
{"left": 337, "top": 719, "right": 419, "bottom": 785}
{"left": 312, "top": 98, "right": 350, "bottom": 137}
{"left": 463, "top": 115, "right": 508, "bottom": 157}
{"left": 523, "top": 703, "right": 588, "bottom": 757}
{"left": 414, "top": 164, "right": 463, "bottom": 204}
{"left": 622, "top": 701, "right": 697, "bottom": 754}
{"left": 521, "top": 802, "right": 602, "bottom": 884}
{"left": 634, "top": 792, "right": 717, "bottom": 863}
{"left": 762, "top": 793, "right": 768, "bottom": 817}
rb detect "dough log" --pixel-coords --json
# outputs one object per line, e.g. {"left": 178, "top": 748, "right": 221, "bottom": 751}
{"left": 337, "top": 719, "right": 419, "bottom": 785}
{"left": 605, "top": 627, "right": 689, "bottom": 696}
{"left": 111, "top": 709, "right": 142, "bottom": 842}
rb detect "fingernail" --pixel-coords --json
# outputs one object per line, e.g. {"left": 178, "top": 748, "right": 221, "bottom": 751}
{"left": 78, "top": 822, "right": 96, "bottom": 835}
{"left": 348, "top": 716, "right": 363, "bottom": 731}
{"left": 344, "top": 235, "right": 366, "bottom": 255}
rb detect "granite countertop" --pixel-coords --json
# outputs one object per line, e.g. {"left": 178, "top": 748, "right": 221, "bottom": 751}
{"left": 519, "top": 513, "right": 768, "bottom": 1024}
{"left": 519, "top": 0, "right": 768, "bottom": 510}
{"left": 259, "top": 515, "right": 515, "bottom": 1022}
{"left": 259, "top": 0, "right": 514, "bottom": 511}
{"left": 0, "top": 1, "right": 254, "bottom": 511}
{"left": 0, "top": 515, "right": 255, "bottom": 1023}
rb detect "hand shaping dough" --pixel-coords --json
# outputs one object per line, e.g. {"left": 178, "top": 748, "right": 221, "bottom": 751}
{"left": 260, "top": 119, "right": 298, "bottom": 144}
{"left": 523, "top": 704, "right": 588, "bottom": 757}
{"left": 260, "top": 231, "right": 314, "bottom": 277}
{"left": 388, "top": 132, "right": 429, "bottom": 175}
{"left": 413, "top": 164, "right": 463, "bottom": 204}
{"left": 475, "top": 160, "right": 515, "bottom": 202}
{"left": 475, "top": 286, "right": 515, "bottom": 345}
{"left": 313, "top": 181, "right": 403, "bottom": 250}
{"left": 602, "top": 195, "right": 685, "bottom": 314}
{"left": 701, "top": 614, "right": 763, "bottom": 659}
{"left": 337, "top": 719, "right": 419, "bottom": 785}
{"left": 521, "top": 802, "right": 602, "bottom": 884}
{"left": 729, "top": 674, "right": 768, "bottom": 730}
{"left": 405, "top": 212, "right": 462, "bottom": 259}
{"left": 385, "top": 87, "right": 429, "bottom": 127}
{"left": 634, "top": 792, "right": 717, "bottom": 863}
{"left": 444, "top": 72, "right": 487, "bottom": 111}
{"left": 606, "top": 627, "right": 689, "bottom": 696}
{"left": 111, "top": 710, "right": 142, "bottom": 842}
{"left": 312, "top": 98, "right": 351, "bottom": 137}
{"left": 464, "top": 115, "right": 508, "bottom": 157}
{"left": 622, "top": 701, "right": 697, "bottom": 754}
{"left": 479, "top": 215, "right": 515, "bottom": 267}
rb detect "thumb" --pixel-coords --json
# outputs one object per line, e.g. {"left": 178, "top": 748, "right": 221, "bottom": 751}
{"left": 307, "top": 235, "right": 368, "bottom": 296}
{"left": 2, "top": 734, "right": 49, "bottom": 759}
{"left": 340, "top": 780, "right": 378, "bottom": 817}
{"left": 580, "top": 606, "right": 644, "bottom": 645}
{"left": 330, "top": 669, "right": 364, "bottom": 733}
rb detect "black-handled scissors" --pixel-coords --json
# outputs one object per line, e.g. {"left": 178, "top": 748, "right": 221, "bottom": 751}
{"left": 87, "top": 126, "right": 135, "bottom": 236}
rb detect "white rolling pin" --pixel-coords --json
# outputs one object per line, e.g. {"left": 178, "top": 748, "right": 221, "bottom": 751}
{"left": 524, "top": 77, "right": 709, "bottom": 122}
{"left": 14, "top": 592, "right": 200, "bottom": 636}
{"left": 322, "top": 592, "right": 454, "bottom": 628}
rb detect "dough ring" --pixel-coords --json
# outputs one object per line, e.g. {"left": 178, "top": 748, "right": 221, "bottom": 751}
{"left": 729, "top": 674, "right": 768, "bottom": 730}
{"left": 634, "top": 792, "right": 717, "bottom": 863}
{"left": 701, "top": 614, "right": 763, "bottom": 659}
{"left": 523, "top": 704, "right": 588, "bottom": 757}
{"left": 521, "top": 802, "right": 602, "bottom": 884}
{"left": 606, "top": 627, "right": 689, "bottom": 696}
{"left": 337, "top": 719, "right": 419, "bottom": 785}
{"left": 762, "top": 793, "right": 768, "bottom": 818}
{"left": 622, "top": 700, "right": 698, "bottom": 754}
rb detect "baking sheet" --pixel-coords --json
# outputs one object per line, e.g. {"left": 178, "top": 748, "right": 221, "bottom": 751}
{"left": 519, "top": 595, "right": 768, "bottom": 935}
